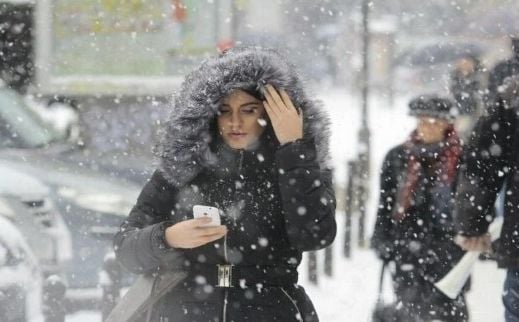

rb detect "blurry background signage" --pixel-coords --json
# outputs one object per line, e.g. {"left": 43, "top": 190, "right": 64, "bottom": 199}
{"left": 35, "top": 0, "right": 226, "bottom": 95}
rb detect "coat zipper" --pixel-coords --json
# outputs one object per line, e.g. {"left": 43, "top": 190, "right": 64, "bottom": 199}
{"left": 222, "top": 150, "right": 244, "bottom": 322}
{"left": 223, "top": 235, "right": 229, "bottom": 262}
{"left": 222, "top": 235, "right": 229, "bottom": 322}
{"left": 226, "top": 150, "right": 244, "bottom": 255}
{"left": 238, "top": 150, "right": 244, "bottom": 172}
{"left": 281, "top": 288, "right": 304, "bottom": 322}
{"left": 223, "top": 289, "right": 229, "bottom": 322}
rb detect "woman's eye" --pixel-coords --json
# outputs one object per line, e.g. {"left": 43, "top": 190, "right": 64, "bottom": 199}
{"left": 219, "top": 109, "right": 230, "bottom": 115}
{"left": 241, "top": 108, "right": 256, "bottom": 114}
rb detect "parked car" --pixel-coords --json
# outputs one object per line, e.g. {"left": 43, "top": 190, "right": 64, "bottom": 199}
{"left": 0, "top": 84, "right": 153, "bottom": 184}
{"left": 0, "top": 213, "right": 44, "bottom": 322}
{"left": 0, "top": 164, "right": 71, "bottom": 278}
{"left": 0, "top": 85, "right": 140, "bottom": 307}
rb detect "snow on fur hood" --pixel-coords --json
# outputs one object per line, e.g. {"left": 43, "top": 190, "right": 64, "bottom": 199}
{"left": 155, "top": 47, "right": 332, "bottom": 188}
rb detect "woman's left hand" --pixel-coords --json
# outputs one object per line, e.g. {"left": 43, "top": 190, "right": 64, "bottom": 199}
{"left": 455, "top": 234, "right": 492, "bottom": 252}
{"left": 263, "top": 84, "right": 303, "bottom": 145}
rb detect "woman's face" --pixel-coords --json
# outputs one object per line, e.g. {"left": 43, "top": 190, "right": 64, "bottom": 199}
{"left": 416, "top": 116, "right": 450, "bottom": 143}
{"left": 457, "top": 57, "right": 476, "bottom": 75}
{"left": 217, "top": 90, "right": 267, "bottom": 149}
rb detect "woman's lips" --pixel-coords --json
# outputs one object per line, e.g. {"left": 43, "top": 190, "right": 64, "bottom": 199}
{"left": 229, "top": 133, "right": 246, "bottom": 139}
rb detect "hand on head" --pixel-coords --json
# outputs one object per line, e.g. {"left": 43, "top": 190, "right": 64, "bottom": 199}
{"left": 262, "top": 84, "right": 304, "bottom": 145}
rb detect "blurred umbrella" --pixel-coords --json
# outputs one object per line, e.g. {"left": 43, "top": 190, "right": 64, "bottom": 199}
{"left": 396, "top": 43, "right": 485, "bottom": 66}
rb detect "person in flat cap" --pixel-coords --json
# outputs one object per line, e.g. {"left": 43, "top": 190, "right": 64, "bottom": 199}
{"left": 371, "top": 95, "right": 469, "bottom": 322}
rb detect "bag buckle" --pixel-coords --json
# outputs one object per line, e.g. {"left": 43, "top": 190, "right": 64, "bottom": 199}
{"left": 217, "top": 264, "right": 233, "bottom": 287}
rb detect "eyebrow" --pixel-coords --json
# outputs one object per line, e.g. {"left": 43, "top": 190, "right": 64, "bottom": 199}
{"left": 221, "top": 102, "right": 260, "bottom": 108}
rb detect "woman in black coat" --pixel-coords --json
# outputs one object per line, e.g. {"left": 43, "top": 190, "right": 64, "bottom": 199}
{"left": 371, "top": 96, "right": 468, "bottom": 322}
{"left": 114, "top": 47, "right": 336, "bottom": 322}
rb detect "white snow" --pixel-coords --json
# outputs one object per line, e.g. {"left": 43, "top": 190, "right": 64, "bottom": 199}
{"left": 24, "top": 95, "right": 79, "bottom": 140}
{"left": 65, "top": 90, "right": 507, "bottom": 321}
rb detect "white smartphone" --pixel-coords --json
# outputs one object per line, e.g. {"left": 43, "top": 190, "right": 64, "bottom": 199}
{"left": 193, "top": 205, "right": 221, "bottom": 227}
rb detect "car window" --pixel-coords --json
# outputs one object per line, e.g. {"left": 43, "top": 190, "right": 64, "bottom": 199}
{"left": 0, "top": 240, "right": 23, "bottom": 267}
{"left": 0, "top": 117, "right": 24, "bottom": 148}
{"left": 0, "top": 88, "right": 64, "bottom": 148}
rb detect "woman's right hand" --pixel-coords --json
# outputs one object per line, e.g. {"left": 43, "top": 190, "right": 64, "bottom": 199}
{"left": 164, "top": 218, "right": 228, "bottom": 249}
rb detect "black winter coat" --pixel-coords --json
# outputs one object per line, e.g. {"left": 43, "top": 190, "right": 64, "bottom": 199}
{"left": 455, "top": 97, "right": 519, "bottom": 269}
{"left": 371, "top": 142, "right": 469, "bottom": 321}
{"left": 114, "top": 47, "right": 336, "bottom": 322}
{"left": 488, "top": 56, "right": 519, "bottom": 97}
{"left": 371, "top": 144, "right": 465, "bottom": 284}
{"left": 450, "top": 69, "right": 485, "bottom": 115}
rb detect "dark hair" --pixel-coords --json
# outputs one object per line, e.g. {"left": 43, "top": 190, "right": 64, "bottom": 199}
{"left": 241, "top": 86, "right": 265, "bottom": 102}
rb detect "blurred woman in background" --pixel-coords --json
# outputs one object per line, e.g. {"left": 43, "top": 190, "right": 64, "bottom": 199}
{"left": 371, "top": 95, "right": 468, "bottom": 322}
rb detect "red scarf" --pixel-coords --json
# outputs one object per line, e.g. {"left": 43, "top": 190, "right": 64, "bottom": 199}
{"left": 393, "top": 126, "right": 461, "bottom": 221}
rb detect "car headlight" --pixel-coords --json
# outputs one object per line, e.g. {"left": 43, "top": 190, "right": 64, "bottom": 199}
{"left": 57, "top": 187, "right": 133, "bottom": 216}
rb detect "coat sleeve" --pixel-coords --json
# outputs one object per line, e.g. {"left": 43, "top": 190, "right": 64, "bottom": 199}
{"left": 371, "top": 149, "right": 398, "bottom": 262}
{"left": 275, "top": 139, "right": 337, "bottom": 252}
{"left": 113, "top": 170, "right": 182, "bottom": 274}
{"left": 488, "top": 62, "right": 506, "bottom": 96}
{"left": 455, "top": 101, "right": 517, "bottom": 236}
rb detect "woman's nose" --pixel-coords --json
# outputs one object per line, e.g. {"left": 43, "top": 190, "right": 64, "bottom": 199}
{"left": 229, "top": 113, "right": 242, "bottom": 128}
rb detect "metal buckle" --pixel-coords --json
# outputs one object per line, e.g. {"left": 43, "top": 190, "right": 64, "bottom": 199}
{"left": 217, "top": 264, "right": 233, "bottom": 287}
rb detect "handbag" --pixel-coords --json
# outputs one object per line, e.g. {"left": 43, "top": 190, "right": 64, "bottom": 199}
{"left": 106, "top": 269, "right": 187, "bottom": 322}
{"left": 371, "top": 262, "right": 402, "bottom": 322}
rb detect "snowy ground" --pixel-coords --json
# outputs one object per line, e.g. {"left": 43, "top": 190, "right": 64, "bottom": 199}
{"left": 66, "top": 89, "right": 507, "bottom": 321}
{"left": 301, "top": 212, "right": 506, "bottom": 322}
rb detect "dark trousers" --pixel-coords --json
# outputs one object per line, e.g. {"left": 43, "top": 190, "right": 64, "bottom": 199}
{"left": 504, "top": 269, "right": 519, "bottom": 322}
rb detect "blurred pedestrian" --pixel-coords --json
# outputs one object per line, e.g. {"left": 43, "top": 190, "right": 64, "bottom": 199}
{"left": 113, "top": 47, "right": 336, "bottom": 322}
{"left": 488, "top": 37, "right": 519, "bottom": 98}
{"left": 450, "top": 54, "right": 487, "bottom": 140}
{"left": 455, "top": 75, "right": 519, "bottom": 322}
{"left": 371, "top": 95, "right": 468, "bottom": 322}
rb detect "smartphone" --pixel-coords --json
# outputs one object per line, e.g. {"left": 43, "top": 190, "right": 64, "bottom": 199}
{"left": 193, "top": 205, "right": 221, "bottom": 227}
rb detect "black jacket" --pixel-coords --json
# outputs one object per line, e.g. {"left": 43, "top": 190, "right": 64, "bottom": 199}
{"left": 114, "top": 47, "right": 336, "bottom": 322}
{"left": 371, "top": 143, "right": 465, "bottom": 285}
{"left": 488, "top": 57, "right": 519, "bottom": 97}
{"left": 455, "top": 97, "right": 519, "bottom": 269}
{"left": 450, "top": 69, "right": 485, "bottom": 115}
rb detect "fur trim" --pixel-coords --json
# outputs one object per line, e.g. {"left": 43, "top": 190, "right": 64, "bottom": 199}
{"left": 155, "top": 47, "right": 332, "bottom": 187}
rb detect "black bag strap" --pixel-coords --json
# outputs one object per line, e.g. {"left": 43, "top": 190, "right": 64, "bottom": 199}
{"left": 106, "top": 270, "right": 187, "bottom": 322}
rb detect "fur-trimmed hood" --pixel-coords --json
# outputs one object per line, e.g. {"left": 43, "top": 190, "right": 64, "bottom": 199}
{"left": 155, "top": 47, "right": 332, "bottom": 188}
